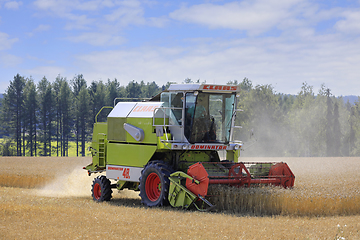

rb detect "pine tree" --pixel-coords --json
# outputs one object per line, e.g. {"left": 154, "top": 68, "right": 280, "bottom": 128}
{"left": 106, "top": 78, "right": 121, "bottom": 106}
{"left": 60, "top": 80, "right": 72, "bottom": 156}
{"left": 23, "top": 78, "right": 37, "bottom": 156}
{"left": 126, "top": 80, "right": 142, "bottom": 99}
{"left": 333, "top": 101, "right": 341, "bottom": 156}
{"left": 37, "top": 77, "right": 54, "bottom": 156}
{"left": 325, "top": 89, "right": 334, "bottom": 157}
{"left": 143, "top": 81, "right": 161, "bottom": 98}
{"left": 53, "top": 75, "right": 64, "bottom": 156}
{"left": 89, "top": 80, "right": 107, "bottom": 122}
{"left": 77, "top": 87, "right": 90, "bottom": 156}
{"left": 2, "top": 74, "right": 26, "bottom": 156}
{"left": 72, "top": 74, "right": 87, "bottom": 156}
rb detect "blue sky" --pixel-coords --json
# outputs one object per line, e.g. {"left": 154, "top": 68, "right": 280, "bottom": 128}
{"left": 0, "top": 0, "right": 360, "bottom": 96}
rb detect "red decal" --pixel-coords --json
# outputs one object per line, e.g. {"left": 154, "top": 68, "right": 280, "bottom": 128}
{"left": 133, "top": 105, "right": 157, "bottom": 112}
{"left": 108, "top": 166, "right": 123, "bottom": 171}
{"left": 133, "top": 106, "right": 141, "bottom": 112}
{"left": 122, "top": 168, "right": 130, "bottom": 179}
{"left": 189, "top": 144, "right": 228, "bottom": 150}
{"left": 201, "top": 85, "right": 238, "bottom": 91}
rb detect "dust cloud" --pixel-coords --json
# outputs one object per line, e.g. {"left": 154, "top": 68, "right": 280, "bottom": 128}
{"left": 35, "top": 166, "right": 140, "bottom": 199}
{"left": 36, "top": 166, "right": 94, "bottom": 197}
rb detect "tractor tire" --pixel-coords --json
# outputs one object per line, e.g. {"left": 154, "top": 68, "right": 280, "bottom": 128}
{"left": 91, "top": 175, "right": 112, "bottom": 202}
{"left": 139, "top": 161, "right": 173, "bottom": 207}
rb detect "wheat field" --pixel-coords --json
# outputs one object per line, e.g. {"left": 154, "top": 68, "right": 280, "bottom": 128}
{"left": 209, "top": 157, "right": 360, "bottom": 217}
{"left": 1, "top": 157, "right": 360, "bottom": 239}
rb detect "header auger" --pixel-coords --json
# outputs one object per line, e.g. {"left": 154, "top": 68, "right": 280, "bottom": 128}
{"left": 84, "top": 84, "right": 295, "bottom": 211}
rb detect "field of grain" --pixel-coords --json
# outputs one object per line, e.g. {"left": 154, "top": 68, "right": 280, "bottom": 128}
{"left": 209, "top": 157, "right": 360, "bottom": 217}
{"left": 1, "top": 157, "right": 360, "bottom": 239}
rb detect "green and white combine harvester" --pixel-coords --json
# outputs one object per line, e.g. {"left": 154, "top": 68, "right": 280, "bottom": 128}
{"left": 84, "top": 84, "right": 295, "bottom": 211}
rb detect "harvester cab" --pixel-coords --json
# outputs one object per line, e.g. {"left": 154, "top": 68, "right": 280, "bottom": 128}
{"left": 153, "top": 84, "right": 242, "bottom": 153}
{"left": 84, "top": 84, "right": 295, "bottom": 210}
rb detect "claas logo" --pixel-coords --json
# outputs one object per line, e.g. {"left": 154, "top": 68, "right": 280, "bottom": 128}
{"left": 133, "top": 105, "right": 157, "bottom": 112}
{"left": 201, "top": 85, "right": 238, "bottom": 91}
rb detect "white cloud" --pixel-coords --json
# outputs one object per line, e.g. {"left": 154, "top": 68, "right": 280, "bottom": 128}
{"left": 27, "top": 24, "right": 51, "bottom": 37}
{"left": 73, "top": 29, "right": 360, "bottom": 96}
{"left": 32, "top": 0, "right": 136, "bottom": 13}
{"left": 64, "top": 14, "right": 95, "bottom": 30}
{"left": 103, "top": 0, "right": 166, "bottom": 28}
{"left": 32, "top": 0, "right": 165, "bottom": 45}
{"left": 33, "top": 0, "right": 166, "bottom": 28}
{"left": 26, "top": 55, "right": 55, "bottom": 65}
{"left": 335, "top": 10, "right": 360, "bottom": 34}
{"left": 148, "top": 16, "right": 168, "bottom": 28}
{"left": 25, "top": 66, "right": 67, "bottom": 81}
{"left": 0, "top": 53, "right": 22, "bottom": 68}
{"left": 33, "top": 0, "right": 76, "bottom": 13}
{"left": 7, "top": 0, "right": 360, "bottom": 97}
{"left": 4, "top": 1, "right": 22, "bottom": 10}
{"left": 0, "top": 32, "right": 18, "bottom": 50}
{"left": 34, "top": 24, "right": 51, "bottom": 32}
{"left": 104, "top": 5, "right": 145, "bottom": 25}
{"left": 67, "top": 32, "right": 126, "bottom": 46}
{"left": 169, "top": 0, "right": 303, "bottom": 35}
{"left": 168, "top": 1, "right": 357, "bottom": 37}
{"left": 101, "top": 0, "right": 116, "bottom": 8}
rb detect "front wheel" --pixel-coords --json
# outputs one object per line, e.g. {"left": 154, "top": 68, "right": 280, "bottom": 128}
{"left": 139, "top": 161, "right": 173, "bottom": 207}
{"left": 92, "top": 176, "right": 112, "bottom": 202}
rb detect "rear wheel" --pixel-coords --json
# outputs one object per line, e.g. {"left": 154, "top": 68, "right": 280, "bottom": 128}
{"left": 92, "top": 176, "right": 112, "bottom": 202}
{"left": 139, "top": 161, "right": 173, "bottom": 207}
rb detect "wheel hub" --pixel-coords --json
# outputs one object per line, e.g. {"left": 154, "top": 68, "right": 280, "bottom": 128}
{"left": 93, "top": 183, "right": 101, "bottom": 200}
{"left": 145, "top": 172, "right": 161, "bottom": 202}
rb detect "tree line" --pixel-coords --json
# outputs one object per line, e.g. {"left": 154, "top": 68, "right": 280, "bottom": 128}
{"left": 232, "top": 78, "right": 360, "bottom": 157}
{"left": 0, "top": 74, "right": 165, "bottom": 156}
{"left": 1, "top": 75, "right": 360, "bottom": 157}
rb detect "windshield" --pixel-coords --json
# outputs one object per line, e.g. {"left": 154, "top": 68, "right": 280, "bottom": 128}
{"left": 185, "top": 92, "right": 235, "bottom": 143}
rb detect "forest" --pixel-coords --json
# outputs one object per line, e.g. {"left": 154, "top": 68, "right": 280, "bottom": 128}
{"left": 0, "top": 74, "right": 359, "bottom": 157}
{"left": 0, "top": 74, "right": 165, "bottom": 156}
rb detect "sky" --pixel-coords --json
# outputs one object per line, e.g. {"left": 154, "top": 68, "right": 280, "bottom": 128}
{"left": 0, "top": 0, "right": 360, "bottom": 96}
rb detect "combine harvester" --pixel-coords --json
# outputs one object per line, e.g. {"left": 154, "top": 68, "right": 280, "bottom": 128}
{"left": 84, "top": 84, "right": 295, "bottom": 210}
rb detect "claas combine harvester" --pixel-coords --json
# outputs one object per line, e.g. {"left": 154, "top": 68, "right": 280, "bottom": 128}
{"left": 84, "top": 84, "right": 295, "bottom": 210}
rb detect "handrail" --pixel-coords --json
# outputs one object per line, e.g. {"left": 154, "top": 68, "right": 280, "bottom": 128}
{"left": 152, "top": 106, "right": 183, "bottom": 127}
{"left": 95, "top": 106, "right": 113, "bottom": 123}
{"left": 153, "top": 106, "right": 186, "bottom": 143}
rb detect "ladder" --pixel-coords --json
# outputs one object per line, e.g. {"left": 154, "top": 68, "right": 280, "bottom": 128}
{"left": 98, "top": 135, "right": 106, "bottom": 167}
